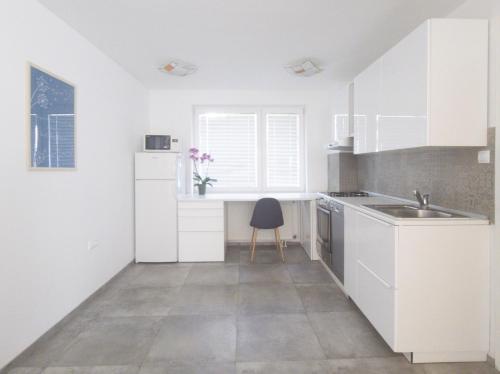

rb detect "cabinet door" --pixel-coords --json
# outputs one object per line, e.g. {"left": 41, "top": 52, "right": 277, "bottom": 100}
{"left": 353, "top": 59, "right": 381, "bottom": 154}
{"left": 357, "top": 260, "right": 396, "bottom": 349}
{"left": 344, "top": 207, "right": 358, "bottom": 300}
{"left": 178, "top": 232, "right": 224, "bottom": 262}
{"left": 356, "top": 211, "right": 396, "bottom": 286}
{"left": 378, "top": 22, "right": 428, "bottom": 151}
{"left": 135, "top": 180, "right": 178, "bottom": 262}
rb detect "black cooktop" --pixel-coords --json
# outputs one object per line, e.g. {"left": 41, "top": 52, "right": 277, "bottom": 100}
{"left": 322, "top": 191, "right": 369, "bottom": 198}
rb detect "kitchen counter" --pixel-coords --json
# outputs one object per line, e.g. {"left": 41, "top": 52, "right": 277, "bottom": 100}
{"left": 319, "top": 193, "right": 489, "bottom": 226}
{"left": 177, "top": 192, "right": 318, "bottom": 202}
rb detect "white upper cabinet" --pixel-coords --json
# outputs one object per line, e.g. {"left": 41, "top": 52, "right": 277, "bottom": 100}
{"left": 332, "top": 83, "right": 354, "bottom": 143}
{"left": 353, "top": 19, "right": 488, "bottom": 154}
{"left": 353, "top": 59, "right": 381, "bottom": 154}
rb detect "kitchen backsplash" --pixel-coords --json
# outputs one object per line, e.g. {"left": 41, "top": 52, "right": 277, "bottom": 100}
{"left": 355, "top": 127, "right": 495, "bottom": 221}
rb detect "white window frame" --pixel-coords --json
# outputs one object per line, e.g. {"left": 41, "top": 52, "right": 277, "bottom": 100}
{"left": 193, "top": 105, "right": 305, "bottom": 193}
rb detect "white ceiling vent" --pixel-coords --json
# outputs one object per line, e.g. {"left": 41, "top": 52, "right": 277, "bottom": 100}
{"left": 159, "top": 60, "right": 197, "bottom": 76}
{"left": 285, "top": 59, "right": 321, "bottom": 77}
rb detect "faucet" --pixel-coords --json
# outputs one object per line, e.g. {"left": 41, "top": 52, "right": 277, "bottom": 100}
{"left": 414, "top": 190, "right": 430, "bottom": 209}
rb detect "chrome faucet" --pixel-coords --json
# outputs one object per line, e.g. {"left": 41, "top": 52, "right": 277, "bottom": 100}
{"left": 414, "top": 190, "right": 430, "bottom": 209}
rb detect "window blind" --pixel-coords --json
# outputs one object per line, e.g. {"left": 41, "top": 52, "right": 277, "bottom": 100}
{"left": 265, "top": 113, "right": 301, "bottom": 188}
{"left": 198, "top": 113, "right": 258, "bottom": 189}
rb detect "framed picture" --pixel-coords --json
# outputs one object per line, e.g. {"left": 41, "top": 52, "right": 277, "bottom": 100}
{"left": 28, "top": 64, "right": 76, "bottom": 169}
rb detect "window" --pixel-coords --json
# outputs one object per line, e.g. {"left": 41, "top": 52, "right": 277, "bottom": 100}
{"left": 198, "top": 112, "right": 258, "bottom": 189}
{"left": 194, "top": 106, "right": 304, "bottom": 192}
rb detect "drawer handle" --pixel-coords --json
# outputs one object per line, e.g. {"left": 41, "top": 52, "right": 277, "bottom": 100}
{"left": 357, "top": 260, "right": 393, "bottom": 290}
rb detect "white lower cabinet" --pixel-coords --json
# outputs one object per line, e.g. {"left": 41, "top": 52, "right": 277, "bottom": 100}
{"left": 178, "top": 201, "right": 225, "bottom": 262}
{"left": 344, "top": 206, "right": 489, "bottom": 363}
{"left": 356, "top": 260, "right": 395, "bottom": 349}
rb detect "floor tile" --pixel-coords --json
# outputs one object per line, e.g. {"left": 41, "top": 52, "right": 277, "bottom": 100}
{"left": 145, "top": 315, "right": 236, "bottom": 364}
{"left": 127, "top": 264, "right": 191, "bottom": 288}
{"left": 185, "top": 264, "right": 239, "bottom": 285}
{"left": 307, "top": 311, "right": 395, "bottom": 359}
{"left": 281, "top": 245, "right": 311, "bottom": 264}
{"left": 239, "top": 245, "right": 311, "bottom": 265}
{"left": 240, "top": 248, "right": 283, "bottom": 265}
{"left": 169, "top": 285, "right": 238, "bottom": 315}
{"left": 237, "top": 313, "right": 325, "bottom": 362}
{"left": 5, "top": 369, "right": 43, "bottom": 374}
{"left": 7, "top": 316, "right": 92, "bottom": 367}
{"left": 296, "top": 283, "right": 354, "bottom": 312}
{"left": 41, "top": 366, "right": 139, "bottom": 374}
{"left": 54, "top": 317, "right": 159, "bottom": 366}
{"left": 236, "top": 360, "right": 333, "bottom": 374}
{"left": 328, "top": 357, "right": 426, "bottom": 373}
{"left": 87, "top": 287, "right": 179, "bottom": 317}
{"left": 287, "top": 263, "right": 333, "bottom": 284}
{"left": 139, "top": 362, "right": 236, "bottom": 374}
{"left": 239, "top": 264, "right": 292, "bottom": 284}
{"left": 225, "top": 247, "right": 242, "bottom": 264}
{"left": 238, "top": 284, "right": 304, "bottom": 314}
{"left": 422, "top": 362, "right": 498, "bottom": 374}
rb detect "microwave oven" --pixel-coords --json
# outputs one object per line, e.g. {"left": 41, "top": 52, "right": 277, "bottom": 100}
{"left": 143, "top": 134, "right": 180, "bottom": 152}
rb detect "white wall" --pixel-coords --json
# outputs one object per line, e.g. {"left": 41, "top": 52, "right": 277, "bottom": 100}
{"left": 149, "top": 90, "right": 331, "bottom": 242}
{"left": 0, "top": 0, "right": 148, "bottom": 368}
{"left": 447, "top": 0, "right": 500, "bottom": 366}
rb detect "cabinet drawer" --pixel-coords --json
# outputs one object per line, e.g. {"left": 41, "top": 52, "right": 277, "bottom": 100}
{"left": 357, "top": 260, "right": 396, "bottom": 349}
{"left": 356, "top": 211, "right": 396, "bottom": 286}
{"left": 179, "top": 231, "right": 225, "bottom": 262}
{"left": 178, "top": 208, "right": 223, "bottom": 217}
{"left": 178, "top": 215, "right": 224, "bottom": 232}
{"left": 178, "top": 201, "right": 223, "bottom": 210}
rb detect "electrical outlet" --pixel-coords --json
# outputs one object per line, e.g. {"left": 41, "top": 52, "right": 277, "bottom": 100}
{"left": 478, "top": 150, "right": 490, "bottom": 164}
{"left": 87, "top": 240, "right": 99, "bottom": 251}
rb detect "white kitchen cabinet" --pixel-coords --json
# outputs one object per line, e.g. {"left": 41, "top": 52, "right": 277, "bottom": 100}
{"left": 353, "top": 58, "right": 381, "bottom": 154}
{"left": 332, "top": 83, "right": 354, "bottom": 143}
{"left": 353, "top": 19, "right": 488, "bottom": 154}
{"left": 177, "top": 200, "right": 225, "bottom": 262}
{"left": 344, "top": 206, "right": 489, "bottom": 363}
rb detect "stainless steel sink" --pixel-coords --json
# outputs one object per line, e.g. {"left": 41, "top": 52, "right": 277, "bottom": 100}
{"left": 362, "top": 204, "right": 466, "bottom": 218}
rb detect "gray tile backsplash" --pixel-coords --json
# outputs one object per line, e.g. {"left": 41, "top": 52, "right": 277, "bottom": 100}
{"left": 355, "top": 128, "right": 495, "bottom": 221}
{"left": 327, "top": 152, "right": 358, "bottom": 192}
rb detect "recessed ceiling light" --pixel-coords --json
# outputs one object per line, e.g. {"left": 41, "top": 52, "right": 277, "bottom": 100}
{"left": 159, "top": 60, "right": 197, "bottom": 76}
{"left": 285, "top": 59, "right": 321, "bottom": 77}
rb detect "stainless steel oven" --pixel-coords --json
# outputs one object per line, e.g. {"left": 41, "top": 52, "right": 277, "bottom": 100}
{"left": 316, "top": 199, "right": 331, "bottom": 268}
{"left": 317, "top": 197, "right": 344, "bottom": 284}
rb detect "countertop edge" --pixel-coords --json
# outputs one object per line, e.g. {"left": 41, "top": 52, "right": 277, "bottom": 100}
{"left": 318, "top": 193, "right": 490, "bottom": 226}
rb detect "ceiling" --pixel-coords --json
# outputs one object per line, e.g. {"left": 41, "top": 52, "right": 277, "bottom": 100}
{"left": 38, "top": 0, "right": 466, "bottom": 90}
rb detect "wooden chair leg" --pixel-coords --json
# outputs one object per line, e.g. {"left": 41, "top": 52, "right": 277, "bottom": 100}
{"left": 250, "top": 228, "right": 257, "bottom": 263}
{"left": 274, "top": 228, "right": 285, "bottom": 262}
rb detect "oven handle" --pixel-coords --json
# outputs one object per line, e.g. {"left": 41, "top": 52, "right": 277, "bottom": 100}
{"left": 317, "top": 206, "right": 331, "bottom": 216}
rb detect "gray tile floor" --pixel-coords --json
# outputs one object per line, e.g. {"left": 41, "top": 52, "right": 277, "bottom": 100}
{"left": 4, "top": 244, "right": 497, "bottom": 374}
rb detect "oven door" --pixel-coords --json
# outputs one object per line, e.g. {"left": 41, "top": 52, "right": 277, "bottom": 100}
{"left": 316, "top": 205, "right": 331, "bottom": 266}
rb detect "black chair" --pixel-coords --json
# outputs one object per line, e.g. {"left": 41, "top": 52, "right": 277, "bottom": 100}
{"left": 249, "top": 198, "right": 285, "bottom": 262}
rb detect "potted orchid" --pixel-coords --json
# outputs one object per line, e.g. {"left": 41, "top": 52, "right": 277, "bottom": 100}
{"left": 189, "top": 147, "right": 217, "bottom": 195}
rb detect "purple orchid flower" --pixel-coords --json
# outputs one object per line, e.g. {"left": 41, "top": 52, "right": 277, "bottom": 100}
{"left": 189, "top": 147, "right": 199, "bottom": 154}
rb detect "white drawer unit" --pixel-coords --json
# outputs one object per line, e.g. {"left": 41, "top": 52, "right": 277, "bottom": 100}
{"left": 177, "top": 200, "right": 225, "bottom": 262}
{"left": 356, "top": 259, "right": 396, "bottom": 349}
{"left": 356, "top": 211, "right": 396, "bottom": 286}
{"left": 343, "top": 206, "right": 489, "bottom": 363}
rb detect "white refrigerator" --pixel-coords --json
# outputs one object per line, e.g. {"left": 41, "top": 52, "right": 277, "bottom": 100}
{"left": 135, "top": 152, "right": 179, "bottom": 262}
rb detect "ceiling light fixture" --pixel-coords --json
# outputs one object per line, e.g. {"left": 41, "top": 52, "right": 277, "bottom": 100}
{"left": 285, "top": 59, "right": 321, "bottom": 77}
{"left": 159, "top": 60, "right": 197, "bottom": 76}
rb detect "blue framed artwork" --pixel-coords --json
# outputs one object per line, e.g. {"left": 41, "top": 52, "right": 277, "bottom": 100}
{"left": 29, "top": 65, "right": 75, "bottom": 169}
